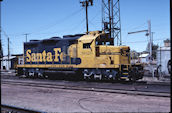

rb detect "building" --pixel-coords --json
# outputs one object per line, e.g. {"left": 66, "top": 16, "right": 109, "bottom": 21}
{"left": 0, "top": 54, "right": 23, "bottom": 70}
{"left": 0, "top": 56, "right": 16, "bottom": 70}
{"left": 156, "top": 40, "right": 171, "bottom": 76}
{"left": 138, "top": 53, "right": 150, "bottom": 64}
{"left": 17, "top": 55, "right": 24, "bottom": 65}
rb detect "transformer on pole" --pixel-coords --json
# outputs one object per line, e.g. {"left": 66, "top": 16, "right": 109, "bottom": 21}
{"left": 102, "top": 0, "right": 122, "bottom": 45}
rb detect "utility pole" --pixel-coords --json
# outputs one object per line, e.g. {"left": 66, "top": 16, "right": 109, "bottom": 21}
{"left": 0, "top": 0, "right": 2, "bottom": 70}
{"left": 148, "top": 20, "right": 152, "bottom": 61}
{"left": 128, "top": 21, "right": 154, "bottom": 78}
{"left": 23, "top": 33, "right": 29, "bottom": 42}
{"left": 7, "top": 37, "right": 10, "bottom": 70}
{"left": 0, "top": 0, "right": 3, "bottom": 59}
{"left": 151, "top": 32, "right": 155, "bottom": 48}
{"left": 80, "top": 0, "right": 93, "bottom": 34}
{"left": 151, "top": 31, "right": 155, "bottom": 58}
{"left": 128, "top": 20, "right": 153, "bottom": 61}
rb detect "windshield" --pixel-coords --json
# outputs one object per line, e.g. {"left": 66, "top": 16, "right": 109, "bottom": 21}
{"left": 96, "top": 38, "right": 114, "bottom": 46}
{"left": 95, "top": 33, "right": 114, "bottom": 46}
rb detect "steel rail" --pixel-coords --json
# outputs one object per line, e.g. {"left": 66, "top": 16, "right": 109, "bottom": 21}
{"left": 1, "top": 80, "right": 170, "bottom": 97}
{"left": 1, "top": 75, "right": 170, "bottom": 86}
{"left": 1, "top": 104, "right": 45, "bottom": 113}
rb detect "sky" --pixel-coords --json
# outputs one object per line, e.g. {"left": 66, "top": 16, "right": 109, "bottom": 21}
{"left": 1, "top": 0, "right": 170, "bottom": 55}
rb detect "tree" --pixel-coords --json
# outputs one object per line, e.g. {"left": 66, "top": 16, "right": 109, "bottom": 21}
{"left": 146, "top": 42, "right": 159, "bottom": 60}
{"left": 164, "top": 39, "right": 170, "bottom": 43}
{"left": 164, "top": 39, "right": 170, "bottom": 47}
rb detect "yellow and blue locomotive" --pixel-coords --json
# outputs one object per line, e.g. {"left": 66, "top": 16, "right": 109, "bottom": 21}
{"left": 17, "top": 31, "right": 143, "bottom": 81}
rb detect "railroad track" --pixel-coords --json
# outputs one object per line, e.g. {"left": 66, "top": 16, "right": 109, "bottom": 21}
{"left": 1, "top": 79, "right": 170, "bottom": 97}
{"left": 1, "top": 72, "right": 170, "bottom": 86}
{"left": 1, "top": 104, "right": 44, "bottom": 113}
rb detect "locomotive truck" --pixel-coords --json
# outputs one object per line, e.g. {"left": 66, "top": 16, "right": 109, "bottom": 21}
{"left": 17, "top": 31, "right": 143, "bottom": 81}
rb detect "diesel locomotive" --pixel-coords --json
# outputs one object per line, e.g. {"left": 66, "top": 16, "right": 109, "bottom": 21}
{"left": 17, "top": 31, "right": 143, "bottom": 81}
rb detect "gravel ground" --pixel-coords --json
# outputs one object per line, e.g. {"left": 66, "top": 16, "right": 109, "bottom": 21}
{"left": 1, "top": 83, "right": 170, "bottom": 112}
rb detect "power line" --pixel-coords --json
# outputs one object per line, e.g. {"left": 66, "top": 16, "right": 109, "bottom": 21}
{"left": 4, "top": 17, "right": 86, "bottom": 41}
{"left": 129, "top": 22, "right": 147, "bottom": 31}
{"left": 1, "top": 28, "right": 9, "bottom": 40}
{"left": 123, "top": 38, "right": 167, "bottom": 44}
{"left": 31, "top": 8, "right": 84, "bottom": 34}
{"left": 4, "top": 8, "right": 85, "bottom": 38}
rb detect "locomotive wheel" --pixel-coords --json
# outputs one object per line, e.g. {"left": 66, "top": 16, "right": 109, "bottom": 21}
{"left": 129, "top": 67, "right": 137, "bottom": 82}
{"left": 25, "top": 71, "right": 29, "bottom": 78}
{"left": 167, "top": 60, "right": 171, "bottom": 74}
{"left": 38, "top": 73, "right": 44, "bottom": 78}
{"left": 75, "top": 70, "right": 83, "bottom": 80}
{"left": 156, "top": 65, "right": 162, "bottom": 78}
{"left": 93, "top": 74, "right": 102, "bottom": 80}
{"left": 83, "top": 69, "right": 93, "bottom": 80}
{"left": 34, "top": 73, "right": 38, "bottom": 78}
{"left": 43, "top": 73, "right": 48, "bottom": 79}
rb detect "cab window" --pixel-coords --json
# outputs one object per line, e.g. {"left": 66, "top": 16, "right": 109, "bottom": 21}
{"left": 83, "top": 43, "right": 91, "bottom": 49}
{"left": 96, "top": 40, "right": 113, "bottom": 45}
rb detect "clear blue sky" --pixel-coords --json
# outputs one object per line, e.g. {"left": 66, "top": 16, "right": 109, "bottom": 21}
{"left": 1, "top": 0, "right": 170, "bottom": 55}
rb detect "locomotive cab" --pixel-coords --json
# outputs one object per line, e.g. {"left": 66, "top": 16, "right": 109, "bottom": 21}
{"left": 77, "top": 31, "right": 131, "bottom": 80}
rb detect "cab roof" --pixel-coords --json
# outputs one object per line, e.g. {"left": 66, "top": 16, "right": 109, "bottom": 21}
{"left": 78, "top": 31, "right": 105, "bottom": 43}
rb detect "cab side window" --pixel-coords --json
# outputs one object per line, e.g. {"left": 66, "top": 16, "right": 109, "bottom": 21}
{"left": 83, "top": 43, "right": 91, "bottom": 49}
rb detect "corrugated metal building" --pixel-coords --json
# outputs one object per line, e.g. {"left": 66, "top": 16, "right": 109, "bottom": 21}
{"left": 0, "top": 56, "right": 16, "bottom": 70}
{"left": 0, "top": 54, "right": 23, "bottom": 70}
{"left": 156, "top": 42, "right": 171, "bottom": 76}
{"left": 138, "top": 53, "right": 150, "bottom": 63}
